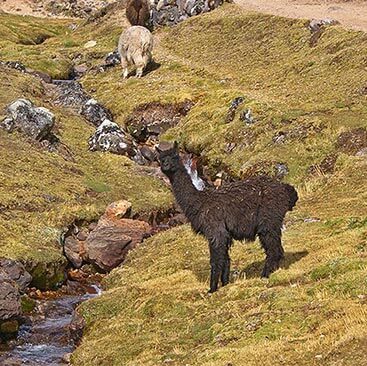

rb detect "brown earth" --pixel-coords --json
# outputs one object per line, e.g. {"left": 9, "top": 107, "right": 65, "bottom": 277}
{"left": 235, "top": 0, "right": 367, "bottom": 32}
{"left": 1, "top": 0, "right": 367, "bottom": 32}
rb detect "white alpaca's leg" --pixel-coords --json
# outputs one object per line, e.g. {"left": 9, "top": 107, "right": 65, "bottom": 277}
{"left": 121, "top": 56, "right": 129, "bottom": 79}
{"left": 134, "top": 54, "right": 145, "bottom": 78}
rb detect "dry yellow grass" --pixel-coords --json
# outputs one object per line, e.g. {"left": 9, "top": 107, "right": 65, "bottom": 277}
{"left": 0, "top": 3, "right": 366, "bottom": 363}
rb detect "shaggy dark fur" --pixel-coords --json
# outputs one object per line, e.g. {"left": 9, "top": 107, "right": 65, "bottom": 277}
{"left": 126, "top": 0, "right": 150, "bottom": 27}
{"left": 157, "top": 142, "right": 298, "bottom": 293}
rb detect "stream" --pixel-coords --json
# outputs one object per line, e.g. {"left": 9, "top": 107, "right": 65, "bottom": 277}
{"left": 0, "top": 279, "right": 101, "bottom": 366}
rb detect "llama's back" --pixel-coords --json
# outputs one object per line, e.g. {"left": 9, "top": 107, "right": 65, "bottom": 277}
{"left": 206, "top": 175, "right": 298, "bottom": 240}
{"left": 118, "top": 26, "right": 153, "bottom": 61}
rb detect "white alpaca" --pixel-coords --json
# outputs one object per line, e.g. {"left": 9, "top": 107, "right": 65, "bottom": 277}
{"left": 118, "top": 26, "right": 153, "bottom": 79}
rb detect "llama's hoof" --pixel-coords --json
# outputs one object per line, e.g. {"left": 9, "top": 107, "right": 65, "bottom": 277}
{"left": 261, "top": 268, "right": 271, "bottom": 278}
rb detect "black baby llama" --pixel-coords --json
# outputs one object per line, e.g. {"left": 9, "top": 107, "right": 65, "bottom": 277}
{"left": 157, "top": 142, "right": 298, "bottom": 293}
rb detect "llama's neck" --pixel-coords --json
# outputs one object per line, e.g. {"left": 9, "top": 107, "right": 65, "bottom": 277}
{"left": 168, "top": 164, "right": 202, "bottom": 217}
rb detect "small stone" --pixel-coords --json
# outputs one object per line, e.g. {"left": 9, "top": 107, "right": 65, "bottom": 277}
{"left": 240, "top": 109, "right": 255, "bottom": 124}
{"left": 104, "top": 200, "right": 132, "bottom": 220}
{"left": 64, "top": 237, "right": 84, "bottom": 268}
{"left": 73, "top": 63, "right": 88, "bottom": 75}
{"left": 76, "top": 230, "right": 88, "bottom": 241}
{"left": 88, "top": 222, "right": 97, "bottom": 232}
{"left": 84, "top": 40, "right": 97, "bottom": 48}
{"left": 140, "top": 145, "right": 157, "bottom": 162}
{"left": 104, "top": 49, "right": 121, "bottom": 67}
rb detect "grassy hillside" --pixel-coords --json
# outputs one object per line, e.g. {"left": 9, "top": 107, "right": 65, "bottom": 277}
{"left": 73, "top": 156, "right": 367, "bottom": 365}
{"left": 70, "top": 5, "right": 366, "bottom": 365}
{"left": 0, "top": 2, "right": 366, "bottom": 364}
{"left": 0, "top": 11, "right": 171, "bottom": 286}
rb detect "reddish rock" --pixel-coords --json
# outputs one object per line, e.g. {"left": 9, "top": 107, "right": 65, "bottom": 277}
{"left": 64, "top": 237, "right": 86, "bottom": 269}
{"left": 85, "top": 200, "right": 151, "bottom": 272}
{"left": 85, "top": 218, "right": 151, "bottom": 272}
{"left": 103, "top": 200, "right": 132, "bottom": 220}
{"left": 0, "top": 258, "right": 32, "bottom": 291}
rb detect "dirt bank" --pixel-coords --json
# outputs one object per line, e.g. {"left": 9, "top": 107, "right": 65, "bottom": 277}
{"left": 235, "top": 0, "right": 367, "bottom": 32}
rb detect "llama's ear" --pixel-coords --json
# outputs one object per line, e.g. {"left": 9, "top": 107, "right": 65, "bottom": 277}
{"left": 173, "top": 141, "right": 179, "bottom": 150}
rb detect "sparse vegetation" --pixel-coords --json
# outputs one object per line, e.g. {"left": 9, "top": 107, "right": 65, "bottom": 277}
{"left": 0, "top": 2, "right": 366, "bottom": 365}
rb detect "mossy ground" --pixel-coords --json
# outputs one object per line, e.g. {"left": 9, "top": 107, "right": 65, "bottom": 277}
{"left": 1, "top": 3, "right": 366, "bottom": 365}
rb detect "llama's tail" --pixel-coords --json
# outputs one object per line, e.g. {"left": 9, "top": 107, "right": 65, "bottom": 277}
{"left": 284, "top": 184, "right": 298, "bottom": 211}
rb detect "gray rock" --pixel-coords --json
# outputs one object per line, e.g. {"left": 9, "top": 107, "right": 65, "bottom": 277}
{"left": 104, "top": 49, "right": 121, "bottom": 67}
{"left": 80, "top": 98, "right": 113, "bottom": 127}
{"left": 225, "top": 96, "right": 244, "bottom": 123}
{"left": 64, "top": 237, "right": 84, "bottom": 269}
{"left": 88, "top": 119, "right": 137, "bottom": 156}
{"left": 53, "top": 80, "right": 90, "bottom": 108}
{"left": 140, "top": 145, "right": 157, "bottom": 162}
{"left": 1, "top": 99, "right": 55, "bottom": 141}
{"left": 0, "top": 61, "right": 26, "bottom": 73}
{"left": 309, "top": 18, "right": 339, "bottom": 32}
{"left": 240, "top": 109, "right": 255, "bottom": 124}
{"left": 274, "top": 163, "right": 289, "bottom": 180}
{"left": 0, "top": 281, "right": 21, "bottom": 322}
{"left": 0, "top": 258, "right": 32, "bottom": 292}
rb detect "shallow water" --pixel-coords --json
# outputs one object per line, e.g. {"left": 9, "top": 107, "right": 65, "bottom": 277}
{"left": 0, "top": 283, "right": 100, "bottom": 366}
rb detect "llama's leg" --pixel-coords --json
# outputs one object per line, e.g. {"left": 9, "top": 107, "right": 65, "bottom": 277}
{"left": 121, "top": 57, "right": 129, "bottom": 79}
{"left": 208, "top": 239, "right": 230, "bottom": 293}
{"left": 258, "top": 229, "right": 284, "bottom": 278}
{"left": 221, "top": 250, "right": 231, "bottom": 286}
{"left": 134, "top": 54, "right": 145, "bottom": 78}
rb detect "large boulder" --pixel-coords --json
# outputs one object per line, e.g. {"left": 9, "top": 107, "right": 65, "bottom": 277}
{"left": 0, "top": 258, "right": 32, "bottom": 292}
{"left": 85, "top": 201, "right": 151, "bottom": 272}
{"left": 88, "top": 119, "right": 137, "bottom": 156}
{"left": 1, "top": 99, "right": 55, "bottom": 141}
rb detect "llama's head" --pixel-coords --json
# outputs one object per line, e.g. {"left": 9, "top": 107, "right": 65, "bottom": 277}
{"left": 156, "top": 141, "right": 180, "bottom": 175}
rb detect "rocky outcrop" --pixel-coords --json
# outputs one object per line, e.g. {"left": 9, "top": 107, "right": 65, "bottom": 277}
{"left": 88, "top": 119, "right": 138, "bottom": 156}
{"left": 151, "top": 0, "right": 226, "bottom": 26}
{"left": 1, "top": 99, "right": 55, "bottom": 141}
{"left": 63, "top": 201, "right": 151, "bottom": 272}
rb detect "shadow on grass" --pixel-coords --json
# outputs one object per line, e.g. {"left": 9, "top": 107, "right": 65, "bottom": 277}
{"left": 145, "top": 60, "right": 161, "bottom": 75}
{"left": 240, "top": 250, "right": 309, "bottom": 279}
